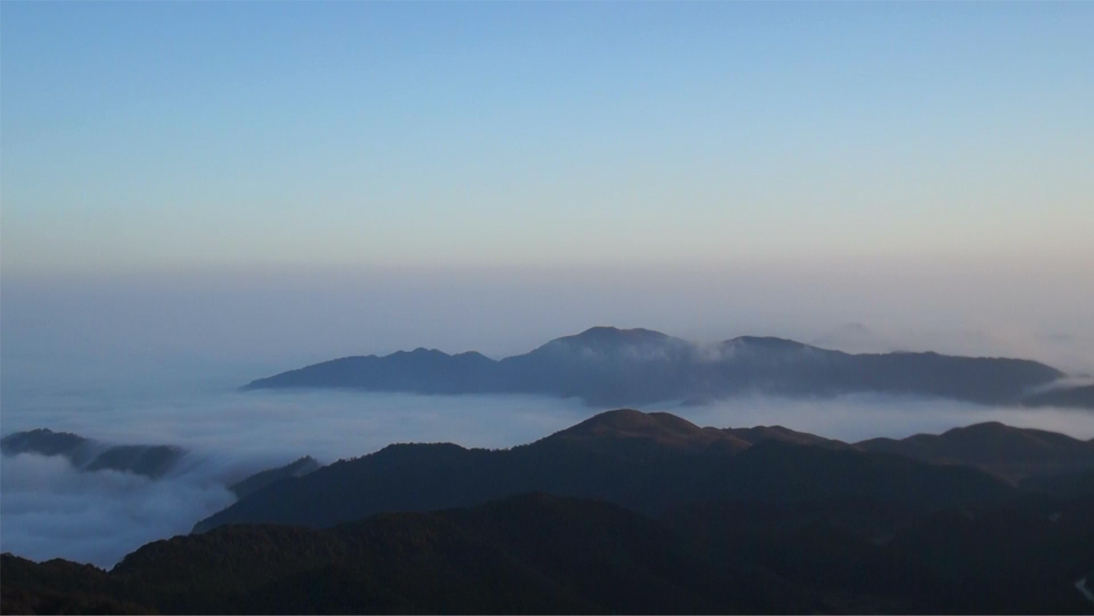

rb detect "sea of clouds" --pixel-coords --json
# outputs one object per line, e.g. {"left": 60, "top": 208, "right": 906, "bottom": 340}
{"left": 4, "top": 383, "right": 1094, "bottom": 569}
{"left": 2, "top": 264, "right": 1092, "bottom": 568}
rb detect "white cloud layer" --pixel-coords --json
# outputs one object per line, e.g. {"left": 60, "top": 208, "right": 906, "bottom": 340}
{"left": 4, "top": 386, "right": 1093, "bottom": 569}
{"left": 0, "top": 453, "right": 235, "bottom": 568}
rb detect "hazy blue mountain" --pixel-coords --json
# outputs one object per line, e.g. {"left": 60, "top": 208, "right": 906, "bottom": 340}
{"left": 1023, "top": 384, "right": 1094, "bottom": 409}
{"left": 242, "top": 326, "right": 1070, "bottom": 407}
{"left": 0, "top": 428, "right": 186, "bottom": 480}
{"left": 193, "top": 409, "right": 1015, "bottom": 533}
{"left": 0, "top": 428, "right": 89, "bottom": 459}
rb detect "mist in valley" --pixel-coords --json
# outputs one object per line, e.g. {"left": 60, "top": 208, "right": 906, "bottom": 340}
{"left": 4, "top": 375, "right": 1094, "bottom": 568}
{"left": 2, "top": 262, "right": 1093, "bottom": 568}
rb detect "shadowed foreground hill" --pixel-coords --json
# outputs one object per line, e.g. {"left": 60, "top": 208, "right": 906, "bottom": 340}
{"left": 194, "top": 409, "right": 1016, "bottom": 532}
{"left": 1020, "top": 465, "right": 1094, "bottom": 500}
{"left": 3, "top": 495, "right": 813, "bottom": 615}
{"left": 662, "top": 494, "right": 1094, "bottom": 614}
{"left": 7, "top": 412, "right": 1094, "bottom": 614}
{"left": 5, "top": 493, "right": 1093, "bottom": 614}
{"left": 243, "top": 326, "right": 1077, "bottom": 408}
{"left": 856, "top": 422, "right": 1094, "bottom": 481}
{"left": 229, "top": 456, "right": 321, "bottom": 499}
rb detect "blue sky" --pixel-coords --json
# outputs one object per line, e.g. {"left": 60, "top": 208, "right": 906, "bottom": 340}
{"left": 3, "top": 2, "right": 1091, "bottom": 276}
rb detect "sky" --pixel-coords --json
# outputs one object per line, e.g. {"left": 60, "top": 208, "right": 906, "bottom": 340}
{"left": 1, "top": 3, "right": 1093, "bottom": 383}
{"left": 2, "top": 2, "right": 1092, "bottom": 276}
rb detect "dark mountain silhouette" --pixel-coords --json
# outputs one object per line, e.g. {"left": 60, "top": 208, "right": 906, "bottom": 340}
{"left": 229, "top": 456, "right": 322, "bottom": 499}
{"left": 722, "top": 425, "right": 848, "bottom": 448}
{"left": 242, "top": 326, "right": 1071, "bottom": 407}
{"left": 544, "top": 409, "right": 844, "bottom": 452}
{"left": 1023, "top": 384, "right": 1094, "bottom": 409}
{"left": 0, "top": 428, "right": 88, "bottom": 457}
{"left": 662, "top": 493, "right": 1094, "bottom": 614}
{"left": 541, "top": 408, "right": 752, "bottom": 454}
{"left": 0, "top": 556, "right": 150, "bottom": 615}
{"left": 855, "top": 422, "right": 1094, "bottom": 482}
{"left": 5, "top": 493, "right": 1093, "bottom": 614}
{"left": 193, "top": 409, "right": 1015, "bottom": 533}
{"left": 7, "top": 413, "right": 1094, "bottom": 614}
{"left": 878, "top": 494, "right": 1094, "bottom": 613}
{"left": 2, "top": 495, "right": 816, "bottom": 615}
{"left": 1021, "top": 469, "right": 1094, "bottom": 499}
{"left": 0, "top": 428, "right": 186, "bottom": 479}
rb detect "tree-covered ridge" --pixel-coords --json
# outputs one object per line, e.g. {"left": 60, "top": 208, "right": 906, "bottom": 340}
{"left": 194, "top": 409, "right": 1041, "bottom": 532}
{"left": 4, "top": 492, "right": 1093, "bottom": 614}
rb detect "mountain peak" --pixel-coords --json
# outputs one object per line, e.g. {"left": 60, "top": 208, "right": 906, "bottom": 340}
{"left": 856, "top": 421, "right": 1094, "bottom": 481}
{"left": 568, "top": 326, "right": 672, "bottom": 344}
{"left": 943, "top": 421, "right": 1009, "bottom": 434}
{"left": 1, "top": 428, "right": 89, "bottom": 457}
{"left": 406, "top": 347, "right": 447, "bottom": 356}
{"left": 725, "top": 336, "right": 809, "bottom": 350}
{"left": 241, "top": 326, "right": 1074, "bottom": 408}
{"left": 547, "top": 409, "right": 707, "bottom": 444}
{"left": 936, "top": 422, "right": 1087, "bottom": 449}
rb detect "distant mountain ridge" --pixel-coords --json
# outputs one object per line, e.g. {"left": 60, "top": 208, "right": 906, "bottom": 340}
{"left": 0, "top": 429, "right": 323, "bottom": 493}
{"left": 856, "top": 422, "right": 1094, "bottom": 482}
{"left": 0, "top": 429, "right": 186, "bottom": 479}
{"left": 243, "top": 326, "right": 1085, "bottom": 408}
{"left": 1023, "top": 384, "right": 1094, "bottom": 409}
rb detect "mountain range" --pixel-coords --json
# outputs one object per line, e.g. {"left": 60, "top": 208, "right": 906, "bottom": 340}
{"left": 9, "top": 492, "right": 1092, "bottom": 614}
{"left": 242, "top": 326, "right": 1090, "bottom": 408}
{"left": 0, "top": 429, "right": 320, "bottom": 498}
{"left": 856, "top": 421, "right": 1094, "bottom": 482}
{"left": 193, "top": 409, "right": 1094, "bottom": 533}
{"left": 5, "top": 408, "right": 1094, "bottom": 614}
{"left": 0, "top": 428, "right": 186, "bottom": 480}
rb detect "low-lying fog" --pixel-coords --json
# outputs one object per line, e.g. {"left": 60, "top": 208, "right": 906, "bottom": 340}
{"left": 4, "top": 384, "right": 1094, "bottom": 569}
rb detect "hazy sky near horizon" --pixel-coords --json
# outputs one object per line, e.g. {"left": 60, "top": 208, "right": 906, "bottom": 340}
{"left": 2, "top": 3, "right": 1092, "bottom": 382}
{"left": 2, "top": 2, "right": 1092, "bottom": 276}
